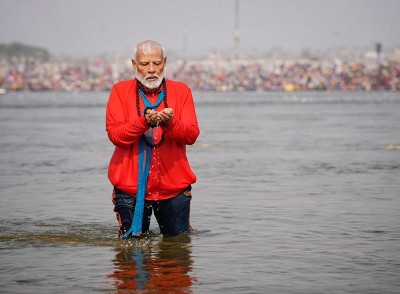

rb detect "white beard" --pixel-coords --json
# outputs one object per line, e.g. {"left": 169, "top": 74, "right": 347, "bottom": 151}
{"left": 135, "top": 68, "right": 166, "bottom": 89}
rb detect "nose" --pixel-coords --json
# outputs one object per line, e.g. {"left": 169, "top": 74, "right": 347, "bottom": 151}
{"left": 148, "top": 63, "right": 155, "bottom": 74}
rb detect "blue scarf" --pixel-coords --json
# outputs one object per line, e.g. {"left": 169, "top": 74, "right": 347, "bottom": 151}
{"left": 121, "top": 89, "right": 165, "bottom": 238}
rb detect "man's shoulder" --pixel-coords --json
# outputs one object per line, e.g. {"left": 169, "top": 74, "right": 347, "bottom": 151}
{"left": 113, "top": 79, "right": 135, "bottom": 90}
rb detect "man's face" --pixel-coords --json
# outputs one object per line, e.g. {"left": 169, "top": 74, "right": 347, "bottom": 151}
{"left": 132, "top": 48, "right": 167, "bottom": 89}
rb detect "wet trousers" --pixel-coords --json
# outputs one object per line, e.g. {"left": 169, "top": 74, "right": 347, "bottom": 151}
{"left": 112, "top": 187, "right": 192, "bottom": 237}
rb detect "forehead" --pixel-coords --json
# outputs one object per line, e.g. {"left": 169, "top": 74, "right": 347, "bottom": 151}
{"left": 136, "top": 46, "right": 163, "bottom": 62}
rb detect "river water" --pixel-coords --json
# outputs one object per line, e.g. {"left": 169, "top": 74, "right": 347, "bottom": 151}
{"left": 0, "top": 90, "right": 399, "bottom": 293}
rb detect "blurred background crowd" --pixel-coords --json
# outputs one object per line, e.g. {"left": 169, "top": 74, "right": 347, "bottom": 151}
{"left": 1, "top": 43, "right": 399, "bottom": 92}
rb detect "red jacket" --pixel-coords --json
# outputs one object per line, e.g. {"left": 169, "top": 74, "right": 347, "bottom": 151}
{"left": 106, "top": 79, "right": 200, "bottom": 200}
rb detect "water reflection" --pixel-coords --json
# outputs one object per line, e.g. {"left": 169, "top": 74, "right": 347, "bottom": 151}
{"left": 108, "top": 234, "right": 195, "bottom": 293}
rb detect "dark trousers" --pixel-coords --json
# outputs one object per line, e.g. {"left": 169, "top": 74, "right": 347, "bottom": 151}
{"left": 112, "top": 187, "right": 192, "bottom": 237}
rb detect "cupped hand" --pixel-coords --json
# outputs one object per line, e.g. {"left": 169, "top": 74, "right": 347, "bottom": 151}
{"left": 158, "top": 108, "right": 174, "bottom": 124}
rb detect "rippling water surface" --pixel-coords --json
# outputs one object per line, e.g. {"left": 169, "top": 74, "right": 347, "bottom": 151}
{"left": 1, "top": 91, "right": 399, "bottom": 293}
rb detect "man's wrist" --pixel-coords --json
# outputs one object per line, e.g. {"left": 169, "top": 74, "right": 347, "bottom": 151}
{"left": 144, "top": 107, "right": 158, "bottom": 127}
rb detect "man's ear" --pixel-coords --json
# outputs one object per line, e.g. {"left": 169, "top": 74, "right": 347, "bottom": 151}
{"left": 131, "top": 59, "right": 137, "bottom": 69}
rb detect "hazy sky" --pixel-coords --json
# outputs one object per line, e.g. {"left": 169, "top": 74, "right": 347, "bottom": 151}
{"left": 1, "top": 0, "right": 399, "bottom": 57}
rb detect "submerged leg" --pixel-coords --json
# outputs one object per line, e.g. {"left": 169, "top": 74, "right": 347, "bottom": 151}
{"left": 154, "top": 190, "right": 192, "bottom": 236}
{"left": 112, "top": 188, "right": 153, "bottom": 238}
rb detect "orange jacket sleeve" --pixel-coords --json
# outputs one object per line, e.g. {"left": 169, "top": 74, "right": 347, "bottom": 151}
{"left": 106, "top": 83, "right": 148, "bottom": 149}
{"left": 161, "top": 84, "right": 200, "bottom": 145}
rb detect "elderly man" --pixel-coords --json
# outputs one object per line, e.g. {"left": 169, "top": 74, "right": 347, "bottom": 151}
{"left": 106, "top": 40, "right": 200, "bottom": 238}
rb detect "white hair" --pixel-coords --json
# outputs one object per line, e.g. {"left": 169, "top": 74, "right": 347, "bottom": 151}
{"left": 133, "top": 40, "right": 165, "bottom": 62}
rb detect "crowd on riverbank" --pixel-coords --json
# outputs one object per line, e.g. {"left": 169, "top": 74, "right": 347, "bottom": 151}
{"left": 1, "top": 52, "right": 399, "bottom": 92}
